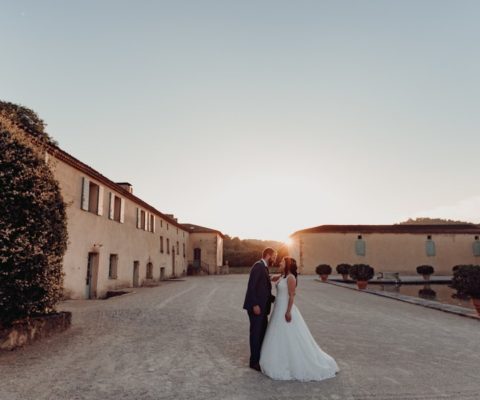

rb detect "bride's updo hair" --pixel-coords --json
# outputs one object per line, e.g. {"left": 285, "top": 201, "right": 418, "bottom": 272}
{"left": 283, "top": 257, "right": 298, "bottom": 285}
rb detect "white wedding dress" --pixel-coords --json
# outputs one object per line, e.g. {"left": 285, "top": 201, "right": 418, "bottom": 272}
{"left": 259, "top": 275, "right": 339, "bottom": 381}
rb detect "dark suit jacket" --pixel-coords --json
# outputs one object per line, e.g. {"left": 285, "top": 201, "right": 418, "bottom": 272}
{"left": 243, "top": 260, "right": 274, "bottom": 315}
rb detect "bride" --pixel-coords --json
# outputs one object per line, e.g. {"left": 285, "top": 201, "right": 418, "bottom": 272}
{"left": 259, "top": 257, "right": 339, "bottom": 381}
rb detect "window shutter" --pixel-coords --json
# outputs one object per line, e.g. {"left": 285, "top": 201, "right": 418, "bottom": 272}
{"left": 473, "top": 240, "right": 480, "bottom": 256}
{"left": 108, "top": 193, "right": 115, "bottom": 220}
{"left": 136, "top": 208, "right": 141, "bottom": 229}
{"left": 426, "top": 240, "right": 436, "bottom": 257}
{"left": 145, "top": 212, "right": 150, "bottom": 231}
{"left": 81, "top": 177, "right": 90, "bottom": 211}
{"left": 355, "top": 239, "right": 366, "bottom": 256}
{"left": 120, "top": 198, "right": 125, "bottom": 223}
{"left": 97, "top": 186, "right": 104, "bottom": 216}
{"left": 152, "top": 215, "right": 156, "bottom": 233}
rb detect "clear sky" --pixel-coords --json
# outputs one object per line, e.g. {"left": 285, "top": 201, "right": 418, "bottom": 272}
{"left": 2, "top": 1, "right": 480, "bottom": 241}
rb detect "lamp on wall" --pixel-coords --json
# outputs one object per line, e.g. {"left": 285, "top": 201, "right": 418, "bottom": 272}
{"left": 92, "top": 243, "right": 103, "bottom": 252}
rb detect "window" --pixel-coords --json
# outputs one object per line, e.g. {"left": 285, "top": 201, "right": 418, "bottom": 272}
{"left": 109, "top": 254, "right": 118, "bottom": 279}
{"left": 473, "top": 236, "right": 480, "bottom": 256}
{"left": 167, "top": 239, "right": 170, "bottom": 254}
{"left": 167, "top": 223, "right": 169, "bottom": 230}
{"left": 177, "top": 228, "right": 179, "bottom": 235}
{"left": 149, "top": 214, "right": 155, "bottom": 233}
{"left": 355, "top": 236, "right": 366, "bottom": 256}
{"left": 160, "top": 236, "right": 164, "bottom": 253}
{"left": 146, "top": 262, "right": 153, "bottom": 279}
{"left": 137, "top": 208, "right": 147, "bottom": 230}
{"left": 81, "top": 177, "right": 103, "bottom": 215}
{"left": 183, "top": 243, "right": 186, "bottom": 258}
{"left": 160, "top": 220, "right": 163, "bottom": 228}
{"left": 176, "top": 241, "right": 179, "bottom": 255}
{"left": 88, "top": 182, "right": 100, "bottom": 214}
{"left": 426, "top": 236, "right": 436, "bottom": 257}
{"left": 109, "top": 193, "right": 124, "bottom": 223}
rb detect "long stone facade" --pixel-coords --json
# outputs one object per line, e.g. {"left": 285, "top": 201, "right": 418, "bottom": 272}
{"left": 41, "top": 138, "right": 224, "bottom": 299}
{"left": 290, "top": 225, "right": 480, "bottom": 276}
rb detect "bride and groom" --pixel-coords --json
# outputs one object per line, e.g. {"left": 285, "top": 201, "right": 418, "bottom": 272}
{"left": 243, "top": 248, "right": 339, "bottom": 381}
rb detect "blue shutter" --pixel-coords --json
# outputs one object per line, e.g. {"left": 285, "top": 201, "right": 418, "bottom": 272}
{"left": 426, "top": 240, "right": 436, "bottom": 257}
{"left": 355, "top": 239, "right": 366, "bottom": 256}
{"left": 473, "top": 241, "right": 480, "bottom": 256}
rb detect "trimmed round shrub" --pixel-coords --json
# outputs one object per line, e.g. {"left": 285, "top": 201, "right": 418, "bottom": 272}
{"left": 315, "top": 264, "right": 332, "bottom": 275}
{"left": 450, "top": 265, "right": 480, "bottom": 299}
{"left": 416, "top": 265, "right": 434, "bottom": 276}
{"left": 0, "top": 109, "right": 68, "bottom": 326}
{"left": 349, "top": 264, "right": 375, "bottom": 281}
{"left": 336, "top": 263, "right": 351, "bottom": 276}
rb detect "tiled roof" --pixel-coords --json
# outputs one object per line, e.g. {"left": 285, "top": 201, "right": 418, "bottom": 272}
{"left": 182, "top": 224, "right": 225, "bottom": 238}
{"left": 20, "top": 125, "right": 189, "bottom": 233}
{"left": 290, "top": 224, "right": 480, "bottom": 237}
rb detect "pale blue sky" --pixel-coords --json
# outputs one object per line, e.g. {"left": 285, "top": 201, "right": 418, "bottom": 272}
{"left": 2, "top": 1, "right": 480, "bottom": 241}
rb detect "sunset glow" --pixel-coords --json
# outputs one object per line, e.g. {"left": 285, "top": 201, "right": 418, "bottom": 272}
{"left": 2, "top": 1, "right": 479, "bottom": 241}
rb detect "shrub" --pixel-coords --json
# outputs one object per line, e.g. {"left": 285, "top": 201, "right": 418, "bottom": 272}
{"left": 416, "top": 265, "right": 434, "bottom": 276}
{"left": 450, "top": 265, "right": 480, "bottom": 299}
{"left": 0, "top": 107, "right": 68, "bottom": 326}
{"left": 315, "top": 264, "right": 332, "bottom": 276}
{"left": 349, "top": 264, "right": 375, "bottom": 281}
{"left": 336, "top": 263, "right": 351, "bottom": 276}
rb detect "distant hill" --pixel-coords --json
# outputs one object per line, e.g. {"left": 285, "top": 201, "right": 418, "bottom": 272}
{"left": 398, "top": 217, "right": 477, "bottom": 225}
{"left": 223, "top": 236, "right": 288, "bottom": 267}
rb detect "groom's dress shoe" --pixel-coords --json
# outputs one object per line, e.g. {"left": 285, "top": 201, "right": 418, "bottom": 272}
{"left": 250, "top": 363, "right": 261, "bottom": 372}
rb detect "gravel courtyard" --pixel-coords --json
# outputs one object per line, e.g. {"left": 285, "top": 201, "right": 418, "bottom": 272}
{"left": 1, "top": 275, "right": 480, "bottom": 400}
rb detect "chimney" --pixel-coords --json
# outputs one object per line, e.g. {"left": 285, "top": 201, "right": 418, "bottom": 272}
{"left": 166, "top": 214, "right": 178, "bottom": 222}
{"left": 116, "top": 182, "right": 133, "bottom": 194}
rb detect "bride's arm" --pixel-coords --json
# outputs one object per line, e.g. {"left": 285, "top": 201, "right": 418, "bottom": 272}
{"left": 285, "top": 275, "right": 296, "bottom": 323}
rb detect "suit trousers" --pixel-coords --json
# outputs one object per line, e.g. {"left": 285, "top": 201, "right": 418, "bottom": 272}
{"left": 248, "top": 311, "right": 268, "bottom": 366}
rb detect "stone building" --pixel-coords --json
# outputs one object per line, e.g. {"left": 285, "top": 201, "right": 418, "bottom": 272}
{"left": 182, "top": 224, "right": 224, "bottom": 275}
{"left": 38, "top": 137, "right": 224, "bottom": 299}
{"left": 290, "top": 224, "right": 480, "bottom": 276}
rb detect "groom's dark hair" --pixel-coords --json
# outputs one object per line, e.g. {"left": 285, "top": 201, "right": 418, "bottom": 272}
{"left": 262, "top": 247, "right": 276, "bottom": 259}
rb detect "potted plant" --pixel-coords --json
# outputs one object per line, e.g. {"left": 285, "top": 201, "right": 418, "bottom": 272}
{"left": 450, "top": 265, "right": 480, "bottom": 315}
{"left": 416, "top": 265, "right": 435, "bottom": 281}
{"left": 336, "top": 264, "right": 351, "bottom": 281}
{"left": 315, "top": 264, "right": 332, "bottom": 282}
{"left": 349, "top": 264, "right": 375, "bottom": 289}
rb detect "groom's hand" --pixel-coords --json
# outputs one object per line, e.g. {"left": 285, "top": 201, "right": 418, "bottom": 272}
{"left": 253, "top": 305, "right": 261, "bottom": 316}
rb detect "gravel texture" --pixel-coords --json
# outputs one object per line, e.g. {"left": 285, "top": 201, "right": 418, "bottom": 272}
{"left": 1, "top": 275, "right": 480, "bottom": 400}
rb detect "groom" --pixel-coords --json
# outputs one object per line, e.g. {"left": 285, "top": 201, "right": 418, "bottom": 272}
{"left": 243, "top": 247, "right": 277, "bottom": 371}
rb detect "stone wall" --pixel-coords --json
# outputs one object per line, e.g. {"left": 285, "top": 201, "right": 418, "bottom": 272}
{"left": 0, "top": 312, "right": 72, "bottom": 351}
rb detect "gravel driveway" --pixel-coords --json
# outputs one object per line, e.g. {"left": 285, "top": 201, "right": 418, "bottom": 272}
{"left": 1, "top": 275, "right": 480, "bottom": 400}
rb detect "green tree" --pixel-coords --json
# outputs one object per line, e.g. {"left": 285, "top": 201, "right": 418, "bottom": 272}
{"left": 0, "top": 104, "right": 68, "bottom": 325}
{"left": 223, "top": 235, "right": 289, "bottom": 267}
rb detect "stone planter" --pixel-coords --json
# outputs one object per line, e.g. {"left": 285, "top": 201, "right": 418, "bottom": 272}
{"left": 341, "top": 274, "right": 349, "bottom": 281}
{"left": 423, "top": 274, "right": 431, "bottom": 281}
{"left": 357, "top": 281, "right": 368, "bottom": 290}
{"left": 472, "top": 298, "right": 480, "bottom": 316}
{"left": 320, "top": 274, "right": 329, "bottom": 282}
{"left": 0, "top": 311, "right": 71, "bottom": 351}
